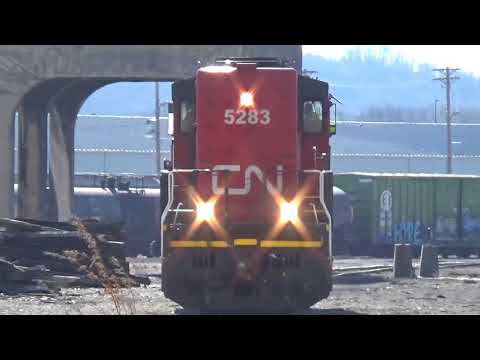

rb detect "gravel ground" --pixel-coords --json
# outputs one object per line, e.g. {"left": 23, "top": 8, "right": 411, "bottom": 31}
{"left": 310, "top": 266, "right": 480, "bottom": 315}
{"left": 1, "top": 257, "right": 479, "bottom": 315}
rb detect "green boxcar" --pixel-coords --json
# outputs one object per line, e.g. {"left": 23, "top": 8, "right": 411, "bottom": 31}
{"left": 334, "top": 173, "right": 480, "bottom": 257}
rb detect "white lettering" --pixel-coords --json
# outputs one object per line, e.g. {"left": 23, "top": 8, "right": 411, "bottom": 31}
{"left": 212, "top": 165, "right": 284, "bottom": 196}
{"left": 260, "top": 110, "right": 271, "bottom": 125}
{"left": 224, "top": 109, "right": 235, "bottom": 125}
{"left": 224, "top": 109, "right": 271, "bottom": 126}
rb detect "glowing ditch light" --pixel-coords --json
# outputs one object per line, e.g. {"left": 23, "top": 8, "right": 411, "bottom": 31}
{"left": 196, "top": 201, "right": 215, "bottom": 222}
{"left": 240, "top": 92, "right": 254, "bottom": 107}
{"left": 280, "top": 202, "right": 298, "bottom": 223}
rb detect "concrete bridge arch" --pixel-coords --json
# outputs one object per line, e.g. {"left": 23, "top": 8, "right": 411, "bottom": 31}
{"left": 0, "top": 45, "right": 303, "bottom": 219}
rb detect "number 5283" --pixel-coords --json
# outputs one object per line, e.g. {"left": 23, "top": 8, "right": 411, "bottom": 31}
{"left": 224, "top": 109, "right": 271, "bottom": 125}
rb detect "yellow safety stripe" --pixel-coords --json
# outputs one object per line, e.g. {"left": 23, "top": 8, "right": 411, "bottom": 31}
{"left": 170, "top": 239, "right": 258, "bottom": 248}
{"left": 260, "top": 240, "right": 324, "bottom": 248}
{"left": 234, "top": 239, "right": 258, "bottom": 246}
{"left": 210, "top": 241, "right": 229, "bottom": 248}
{"left": 170, "top": 241, "right": 229, "bottom": 248}
{"left": 170, "top": 240, "right": 324, "bottom": 248}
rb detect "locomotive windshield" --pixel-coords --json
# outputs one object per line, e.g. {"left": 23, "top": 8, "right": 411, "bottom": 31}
{"left": 180, "top": 101, "right": 195, "bottom": 133}
{"left": 303, "top": 100, "right": 323, "bottom": 133}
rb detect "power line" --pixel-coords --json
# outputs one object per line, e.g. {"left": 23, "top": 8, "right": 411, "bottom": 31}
{"left": 433, "top": 68, "right": 461, "bottom": 174}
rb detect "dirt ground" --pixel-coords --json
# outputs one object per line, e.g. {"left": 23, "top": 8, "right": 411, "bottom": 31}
{"left": 0, "top": 258, "right": 479, "bottom": 315}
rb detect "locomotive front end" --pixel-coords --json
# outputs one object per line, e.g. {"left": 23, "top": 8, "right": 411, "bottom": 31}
{"left": 161, "top": 59, "right": 333, "bottom": 312}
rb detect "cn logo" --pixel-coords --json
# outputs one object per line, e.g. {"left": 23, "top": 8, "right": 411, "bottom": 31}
{"left": 212, "top": 165, "right": 284, "bottom": 196}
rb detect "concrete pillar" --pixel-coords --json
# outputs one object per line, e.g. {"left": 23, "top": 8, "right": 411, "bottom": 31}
{"left": 14, "top": 80, "right": 72, "bottom": 221}
{"left": 0, "top": 98, "right": 17, "bottom": 218}
{"left": 48, "top": 80, "right": 109, "bottom": 222}
{"left": 48, "top": 105, "right": 76, "bottom": 222}
{"left": 17, "top": 97, "right": 49, "bottom": 220}
{"left": 419, "top": 245, "right": 439, "bottom": 278}
{"left": 393, "top": 244, "right": 415, "bottom": 278}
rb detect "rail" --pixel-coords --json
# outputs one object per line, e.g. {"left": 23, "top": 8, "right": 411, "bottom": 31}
{"left": 333, "top": 260, "right": 480, "bottom": 277}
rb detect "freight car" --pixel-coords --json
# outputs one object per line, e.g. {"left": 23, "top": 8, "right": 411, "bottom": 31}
{"left": 335, "top": 173, "right": 480, "bottom": 258}
{"left": 332, "top": 186, "right": 354, "bottom": 255}
{"left": 157, "top": 58, "right": 336, "bottom": 312}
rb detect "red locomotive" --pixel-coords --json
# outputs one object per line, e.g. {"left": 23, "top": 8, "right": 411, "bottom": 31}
{"left": 160, "top": 58, "right": 336, "bottom": 312}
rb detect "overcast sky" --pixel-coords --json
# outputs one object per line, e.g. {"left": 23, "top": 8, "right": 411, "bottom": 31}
{"left": 303, "top": 46, "right": 480, "bottom": 76}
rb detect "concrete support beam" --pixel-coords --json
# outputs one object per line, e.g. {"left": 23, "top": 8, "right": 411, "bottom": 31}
{"left": 0, "top": 46, "right": 302, "bottom": 82}
{"left": 0, "top": 96, "right": 18, "bottom": 218}
{"left": 16, "top": 96, "right": 49, "bottom": 220}
{"left": 240, "top": 45, "right": 303, "bottom": 71}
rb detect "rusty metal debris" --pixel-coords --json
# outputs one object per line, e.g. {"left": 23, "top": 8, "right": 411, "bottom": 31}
{"left": 0, "top": 218, "right": 150, "bottom": 295}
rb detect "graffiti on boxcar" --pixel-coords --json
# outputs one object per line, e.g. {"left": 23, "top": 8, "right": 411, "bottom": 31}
{"left": 378, "top": 190, "right": 425, "bottom": 245}
{"left": 378, "top": 190, "right": 394, "bottom": 242}
{"left": 462, "top": 208, "right": 480, "bottom": 238}
{"left": 394, "top": 220, "right": 422, "bottom": 244}
{"left": 435, "top": 216, "right": 457, "bottom": 240}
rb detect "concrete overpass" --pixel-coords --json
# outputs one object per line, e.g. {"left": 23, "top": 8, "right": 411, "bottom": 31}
{"left": 0, "top": 45, "right": 302, "bottom": 220}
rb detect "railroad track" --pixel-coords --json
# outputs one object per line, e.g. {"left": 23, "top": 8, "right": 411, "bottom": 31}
{"left": 333, "top": 260, "right": 480, "bottom": 277}
{"left": 129, "top": 258, "right": 480, "bottom": 278}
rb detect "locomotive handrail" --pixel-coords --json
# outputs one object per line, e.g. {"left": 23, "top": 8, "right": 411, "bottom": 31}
{"left": 170, "top": 169, "right": 212, "bottom": 173}
{"left": 160, "top": 171, "right": 174, "bottom": 257}
{"left": 302, "top": 170, "right": 333, "bottom": 258}
{"left": 161, "top": 168, "right": 333, "bottom": 258}
{"left": 160, "top": 168, "right": 214, "bottom": 257}
{"left": 309, "top": 203, "right": 320, "bottom": 224}
{"left": 173, "top": 203, "right": 184, "bottom": 226}
{"left": 160, "top": 167, "right": 274, "bottom": 256}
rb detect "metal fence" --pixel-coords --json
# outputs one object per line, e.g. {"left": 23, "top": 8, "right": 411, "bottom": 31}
{"left": 70, "top": 149, "right": 480, "bottom": 176}
{"left": 14, "top": 115, "right": 480, "bottom": 176}
{"left": 74, "top": 148, "right": 170, "bottom": 175}
{"left": 332, "top": 153, "right": 480, "bottom": 175}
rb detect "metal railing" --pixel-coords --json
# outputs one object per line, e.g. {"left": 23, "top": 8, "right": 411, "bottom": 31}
{"left": 332, "top": 153, "right": 480, "bottom": 175}
{"left": 303, "top": 170, "right": 333, "bottom": 258}
{"left": 160, "top": 169, "right": 212, "bottom": 257}
{"left": 160, "top": 168, "right": 333, "bottom": 258}
{"left": 62, "top": 149, "right": 480, "bottom": 176}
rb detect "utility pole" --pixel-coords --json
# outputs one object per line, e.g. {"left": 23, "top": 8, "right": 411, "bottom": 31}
{"left": 155, "top": 82, "right": 161, "bottom": 176}
{"left": 434, "top": 99, "right": 439, "bottom": 124}
{"left": 434, "top": 68, "right": 460, "bottom": 174}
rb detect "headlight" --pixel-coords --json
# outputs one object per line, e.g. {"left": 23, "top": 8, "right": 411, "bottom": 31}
{"left": 280, "top": 202, "right": 298, "bottom": 223}
{"left": 240, "top": 92, "right": 254, "bottom": 108}
{"left": 196, "top": 201, "right": 215, "bottom": 222}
